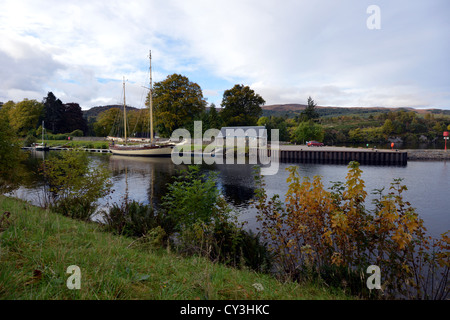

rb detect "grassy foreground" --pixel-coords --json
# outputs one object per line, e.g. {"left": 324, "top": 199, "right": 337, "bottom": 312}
{"left": 0, "top": 195, "right": 351, "bottom": 300}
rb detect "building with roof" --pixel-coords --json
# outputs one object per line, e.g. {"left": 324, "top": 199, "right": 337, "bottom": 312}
{"left": 217, "top": 126, "right": 267, "bottom": 147}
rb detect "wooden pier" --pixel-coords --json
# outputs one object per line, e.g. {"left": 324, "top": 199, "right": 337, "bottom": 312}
{"left": 22, "top": 147, "right": 111, "bottom": 153}
{"left": 252, "top": 146, "right": 408, "bottom": 166}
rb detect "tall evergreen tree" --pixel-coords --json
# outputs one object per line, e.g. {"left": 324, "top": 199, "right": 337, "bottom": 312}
{"left": 63, "top": 103, "right": 88, "bottom": 134}
{"left": 207, "top": 103, "right": 222, "bottom": 129}
{"left": 43, "top": 92, "right": 64, "bottom": 133}
{"left": 300, "top": 96, "right": 320, "bottom": 121}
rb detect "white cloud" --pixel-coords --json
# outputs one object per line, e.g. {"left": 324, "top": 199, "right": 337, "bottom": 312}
{"left": 0, "top": 32, "right": 65, "bottom": 94}
{"left": 0, "top": 0, "right": 449, "bottom": 109}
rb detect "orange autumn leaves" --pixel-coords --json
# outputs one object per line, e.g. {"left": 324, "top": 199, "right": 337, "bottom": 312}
{"left": 254, "top": 162, "right": 449, "bottom": 298}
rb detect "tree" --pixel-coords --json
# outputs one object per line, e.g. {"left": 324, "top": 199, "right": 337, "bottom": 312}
{"left": 410, "top": 117, "right": 427, "bottom": 134}
{"left": 256, "top": 116, "right": 269, "bottom": 127}
{"left": 62, "top": 103, "right": 88, "bottom": 135}
{"left": 7, "top": 99, "right": 44, "bottom": 136}
{"left": 291, "top": 120, "right": 324, "bottom": 144}
{"left": 257, "top": 116, "right": 289, "bottom": 141}
{"left": 0, "top": 100, "right": 15, "bottom": 116}
{"left": 300, "top": 96, "right": 320, "bottom": 121}
{"left": 43, "top": 92, "right": 64, "bottom": 133}
{"left": 220, "top": 84, "right": 265, "bottom": 126}
{"left": 126, "top": 109, "right": 148, "bottom": 138}
{"left": 94, "top": 108, "right": 121, "bottom": 137}
{"left": 382, "top": 119, "right": 395, "bottom": 136}
{"left": 349, "top": 128, "right": 364, "bottom": 143}
{"left": 0, "top": 106, "right": 26, "bottom": 192}
{"left": 207, "top": 103, "right": 223, "bottom": 130}
{"left": 150, "top": 74, "right": 207, "bottom": 137}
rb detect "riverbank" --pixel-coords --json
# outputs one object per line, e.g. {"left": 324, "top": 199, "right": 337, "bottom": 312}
{"left": 22, "top": 138, "right": 450, "bottom": 162}
{"left": 0, "top": 195, "right": 350, "bottom": 300}
{"left": 406, "top": 149, "right": 450, "bottom": 160}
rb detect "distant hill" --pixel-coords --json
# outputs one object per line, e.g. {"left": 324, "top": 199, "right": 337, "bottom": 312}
{"left": 261, "top": 104, "right": 450, "bottom": 118}
{"left": 82, "top": 103, "right": 450, "bottom": 122}
{"left": 83, "top": 105, "right": 139, "bottom": 120}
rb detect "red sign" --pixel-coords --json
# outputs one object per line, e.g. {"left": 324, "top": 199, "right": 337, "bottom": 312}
{"left": 444, "top": 131, "right": 449, "bottom": 137}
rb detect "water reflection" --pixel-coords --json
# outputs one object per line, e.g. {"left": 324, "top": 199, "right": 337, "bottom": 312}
{"left": 105, "top": 155, "right": 259, "bottom": 211}
{"left": 107, "top": 155, "right": 188, "bottom": 210}
{"left": 213, "top": 163, "right": 257, "bottom": 207}
{"left": 10, "top": 151, "right": 450, "bottom": 239}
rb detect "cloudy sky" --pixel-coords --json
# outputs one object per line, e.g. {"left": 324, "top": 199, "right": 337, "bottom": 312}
{"left": 0, "top": 0, "right": 449, "bottom": 110}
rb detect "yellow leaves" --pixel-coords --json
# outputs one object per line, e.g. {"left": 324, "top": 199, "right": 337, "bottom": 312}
{"left": 322, "top": 229, "right": 333, "bottom": 247}
{"left": 436, "top": 231, "right": 450, "bottom": 268}
{"left": 373, "top": 193, "right": 425, "bottom": 251}
{"left": 392, "top": 229, "right": 412, "bottom": 250}
{"left": 331, "top": 212, "right": 348, "bottom": 232}
{"left": 254, "top": 162, "right": 448, "bottom": 299}
{"left": 300, "top": 244, "right": 315, "bottom": 265}
{"left": 331, "top": 252, "right": 343, "bottom": 266}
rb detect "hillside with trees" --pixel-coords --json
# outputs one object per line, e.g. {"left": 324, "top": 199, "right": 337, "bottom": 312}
{"left": 262, "top": 103, "right": 450, "bottom": 119}
{"left": 259, "top": 102, "right": 450, "bottom": 147}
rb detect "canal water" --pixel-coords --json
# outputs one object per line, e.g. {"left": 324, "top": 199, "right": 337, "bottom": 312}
{"left": 10, "top": 151, "right": 450, "bottom": 239}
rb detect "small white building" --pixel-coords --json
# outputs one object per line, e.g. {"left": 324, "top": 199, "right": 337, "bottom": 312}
{"left": 217, "top": 126, "right": 267, "bottom": 148}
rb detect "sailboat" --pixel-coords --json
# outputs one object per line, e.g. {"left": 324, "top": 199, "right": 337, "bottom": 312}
{"left": 34, "top": 121, "right": 50, "bottom": 151}
{"left": 109, "top": 51, "right": 175, "bottom": 157}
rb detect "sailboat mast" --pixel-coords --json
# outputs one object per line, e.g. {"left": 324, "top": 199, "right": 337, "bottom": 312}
{"left": 123, "top": 77, "right": 127, "bottom": 145}
{"left": 149, "top": 50, "right": 154, "bottom": 144}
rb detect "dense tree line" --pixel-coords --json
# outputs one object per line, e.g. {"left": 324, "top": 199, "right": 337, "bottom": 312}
{"left": 323, "top": 110, "right": 450, "bottom": 147}
{"left": 0, "top": 92, "right": 87, "bottom": 139}
{"left": 4, "top": 73, "right": 448, "bottom": 147}
{"left": 96, "top": 75, "right": 266, "bottom": 138}
{"left": 43, "top": 92, "right": 87, "bottom": 134}
{"left": 254, "top": 100, "right": 450, "bottom": 146}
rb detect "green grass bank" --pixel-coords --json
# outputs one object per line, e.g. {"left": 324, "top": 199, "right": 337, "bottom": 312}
{"left": 0, "top": 195, "right": 351, "bottom": 300}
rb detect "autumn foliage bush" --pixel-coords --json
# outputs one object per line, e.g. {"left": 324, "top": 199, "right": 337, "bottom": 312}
{"left": 253, "top": 162, "right": 449, "bottom": 299}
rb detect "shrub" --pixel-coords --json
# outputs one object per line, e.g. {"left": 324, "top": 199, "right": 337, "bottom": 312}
{"left": 176, "top": 198, "right": 273, "bottom": 272}
{"left": 161, "top": 166, "right": 221, "bottom": 231}
{"left": 23, "top": 135, "right": 37, "bottom": 147}
{"left": 253, "top": 162, "right": 449, "bottom": 299}
{"left": 103, "top": 198, "right": 174, "bottom": 240}
{"left": 69, "top": 129, "right": 84, "bottom": 137}
{"left": 46, "top": 133, "right": 69, "bottom": 140}
{"left": 161, "top": 165, "right": 273, "bottom": 272}
{"left": 40, "top": 150, "right": 112, "bottom": 220}
{"left": 291, "top": 120, "right": 324, "bottom": 144}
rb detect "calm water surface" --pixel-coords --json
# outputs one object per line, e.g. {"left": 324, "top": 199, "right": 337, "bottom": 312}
{"left": 12, "top": 151, "right": 450, "bottom": 239}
